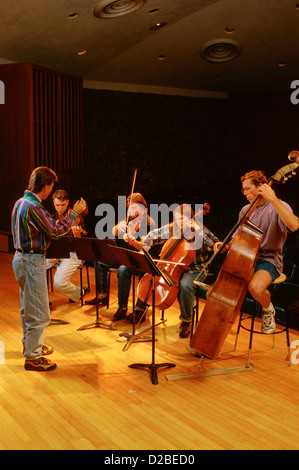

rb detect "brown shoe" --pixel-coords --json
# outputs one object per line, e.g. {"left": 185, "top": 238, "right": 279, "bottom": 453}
{"left": 126, "top": 309, "right": 146, "bottom": 323}
{"left": 85, "top": 293, "right": 107, "bottom": 305}
{"left": 113, "top": 307, "right": 127, "bottom": 321}
{"left": 179, "top": 321, "right": 191, "bottom": 338}
{"left": 24, "top": 357, "right": 57, "bottom": 372}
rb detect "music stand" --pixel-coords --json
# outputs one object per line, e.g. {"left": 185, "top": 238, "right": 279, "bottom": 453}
{"left": 71, "top": 237, "right": 117, "bottom": 332}
{"left": 105, "top": 245, "right": 163, "bottom": 350}
{"left": 46, "top": 237, "right": 71, "bottom": 325}
{"left": 127, "top": 248, "right": 176, "bottom": 385}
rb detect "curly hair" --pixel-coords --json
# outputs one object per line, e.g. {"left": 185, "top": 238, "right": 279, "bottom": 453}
{"left": 241, "top": 170, "right": 267, "bottom": 186}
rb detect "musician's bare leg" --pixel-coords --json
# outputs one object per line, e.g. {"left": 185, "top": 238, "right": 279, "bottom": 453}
{"left": 248, "top": 269, "right": 272, "bottom": 309}
{"left": 248, "top": 269, "right": 276, "bottom": 333}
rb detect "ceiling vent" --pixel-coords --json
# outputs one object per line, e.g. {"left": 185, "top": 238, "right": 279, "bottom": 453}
{"left": 200, "top": 39, "right": 241, "bottom": 63}
{"left": 94, "top": 0, "right": 147, "bottom": 19}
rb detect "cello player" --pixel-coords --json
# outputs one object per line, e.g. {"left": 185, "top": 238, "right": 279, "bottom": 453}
{"left": 142, "top": 203, "right": 220, "bottom": 338}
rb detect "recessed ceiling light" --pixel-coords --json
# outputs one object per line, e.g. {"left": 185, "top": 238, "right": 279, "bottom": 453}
{"left": 200, "top": 39, "right": 241, "bottom": 62}
{"left": 225, "top": 26, "right": 235, "bottom": 33}
{"left": 94, "top": 0, "right": 147, "bottom": 19}
{"left": 296, "top": 3, "right": 299, "bottom": 10}
{"left": 149, "top": 8, "right": 159, "bottom": 14}
{"left": 278, "top": 63, "right": 286, "bottom": 67}
{"left": 77, "top": 50, "right": 87, "bottom": 56}
{"left": 149, "top": 22, "right": 167, "bottom": 31}
{"left": 69, "top": 13, "right": 78, "bottom": 18}
{"left": 157, "top": 55, "right": 166, "bottom": 61}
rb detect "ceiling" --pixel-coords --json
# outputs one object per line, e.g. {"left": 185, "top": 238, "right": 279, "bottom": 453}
{"left": 1, "top": 0, "right": 299, "bottom": 96}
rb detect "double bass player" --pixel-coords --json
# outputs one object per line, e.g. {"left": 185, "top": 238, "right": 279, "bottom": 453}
{"left": 189, "top": 162, "right": 298, "bottom": 359}
{"left": 232, "top": 171, "right": 298, "bottom": 333}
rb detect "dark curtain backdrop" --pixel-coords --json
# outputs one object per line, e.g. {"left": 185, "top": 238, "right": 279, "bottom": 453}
{"left": 82, "top": 89, "right": 231, "bottom": 237}
{"left": 82, "top": 88, "right": 298, "bottom": 240}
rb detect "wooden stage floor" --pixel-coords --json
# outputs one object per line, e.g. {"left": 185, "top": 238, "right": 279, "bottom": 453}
{"left": 1, "top": 251, "right": 299, "bottom": 450}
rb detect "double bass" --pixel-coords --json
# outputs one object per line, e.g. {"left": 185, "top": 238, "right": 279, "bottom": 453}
{"left": 190, "top": 153, "right": 299, "bottom": 359}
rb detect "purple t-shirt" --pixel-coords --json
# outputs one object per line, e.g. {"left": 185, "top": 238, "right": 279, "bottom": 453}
{"left": 237, "top": 199, "right": 292, "bottom": 274}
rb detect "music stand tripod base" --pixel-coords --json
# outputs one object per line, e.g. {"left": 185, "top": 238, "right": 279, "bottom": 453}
{"left": 77, "top": 318, "right": 117, "bottom": 332}
{"left": 129, "top": 361, "right": 176, "bottom": 385}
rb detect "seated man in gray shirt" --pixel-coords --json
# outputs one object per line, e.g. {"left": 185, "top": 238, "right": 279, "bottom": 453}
{"left": 214, "top": 170, "right": 298, "bottom": 334}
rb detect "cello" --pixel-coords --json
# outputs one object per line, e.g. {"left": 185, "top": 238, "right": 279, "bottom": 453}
{"left": 190, "top": 153, "right": 299, "bottom": 359}
{"left": 137, "top": 204, "right": 202, "bottom": 310}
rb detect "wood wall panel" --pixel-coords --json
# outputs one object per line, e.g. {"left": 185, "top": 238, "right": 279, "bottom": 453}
{"left": 0, "top": 62, "right": 83, "bottom": 231}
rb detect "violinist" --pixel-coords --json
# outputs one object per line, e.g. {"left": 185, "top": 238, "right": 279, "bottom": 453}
{"left": 47, "top": 189, "right": 89, "bottom": 303}
{"left": 86, "top": 193, "right": 155, "bottom": 323}
{"left": 214, "top": 170, "right": 298, "bottom": 334}
{"left": 142, "top": 204, "right": 220, "bottom": 338}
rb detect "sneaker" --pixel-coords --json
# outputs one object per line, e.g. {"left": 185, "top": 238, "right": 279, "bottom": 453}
{"left": 179, "top": 321, "right": 191, "bottom": 338}
{"left": 261, "top": 303, "right": 276, "bottom": 334}
{"left": 113, "top": 307, "right": 127, "bottom": 321}
{"left": 24, "top": 357, "right": 57, "bottom": 372}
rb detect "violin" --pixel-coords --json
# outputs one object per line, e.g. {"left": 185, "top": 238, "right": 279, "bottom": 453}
{"left": 126, "top": 212, "right": 143, "bottom": 242}
{"left": 56, "top": 211, "right": 88, "bottom": 237}
{"left": 190, "top": 154, "right": 299, "bottom": 359}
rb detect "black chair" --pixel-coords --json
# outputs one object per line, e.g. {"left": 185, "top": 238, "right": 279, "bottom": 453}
{"left": 284, "top": 245, "right": 299, "bottom": 266}
{"left": 289, "top": 266, "right": 299, "bottom": 286}
{"left": 283, "top": 260, "right": 296, "bottom": 281}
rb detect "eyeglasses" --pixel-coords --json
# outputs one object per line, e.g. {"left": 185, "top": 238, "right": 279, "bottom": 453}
{"left": 241, "top": 185, "right": 255, "bottom": 194}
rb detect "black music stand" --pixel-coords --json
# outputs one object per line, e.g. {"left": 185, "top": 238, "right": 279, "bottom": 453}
{"left": 105, "top": 245, "right": 163, "bottom": 351}
{"left": 71, "top": 237, "right": 117, "bottom": 332}
{"left": 46, "top": 237, "right": 71, "bottom": 325}
{"left": 127, "top": 248, "right": 176, "bottom": 385}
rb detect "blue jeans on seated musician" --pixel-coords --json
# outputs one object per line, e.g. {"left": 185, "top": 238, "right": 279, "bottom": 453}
{"left": 177, "top": 271, "right": 203, "bottom": 324}
{"left": 96, "top": 261, "right": 148, "bottom": 311}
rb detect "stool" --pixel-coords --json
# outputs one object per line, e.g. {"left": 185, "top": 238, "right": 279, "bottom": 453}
{"left": 234, "top": 273, "right": 291, "bottom": 367}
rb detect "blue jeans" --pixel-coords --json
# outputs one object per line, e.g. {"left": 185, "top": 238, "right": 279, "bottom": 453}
{"left": 13, "top": 252, "right": 51, "bottom": 360}
{"left": 97, "top": 261, "right": 147, "bottom": 310}
{"left": 177, "top": 272, "right": 200, "bottom": 323}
